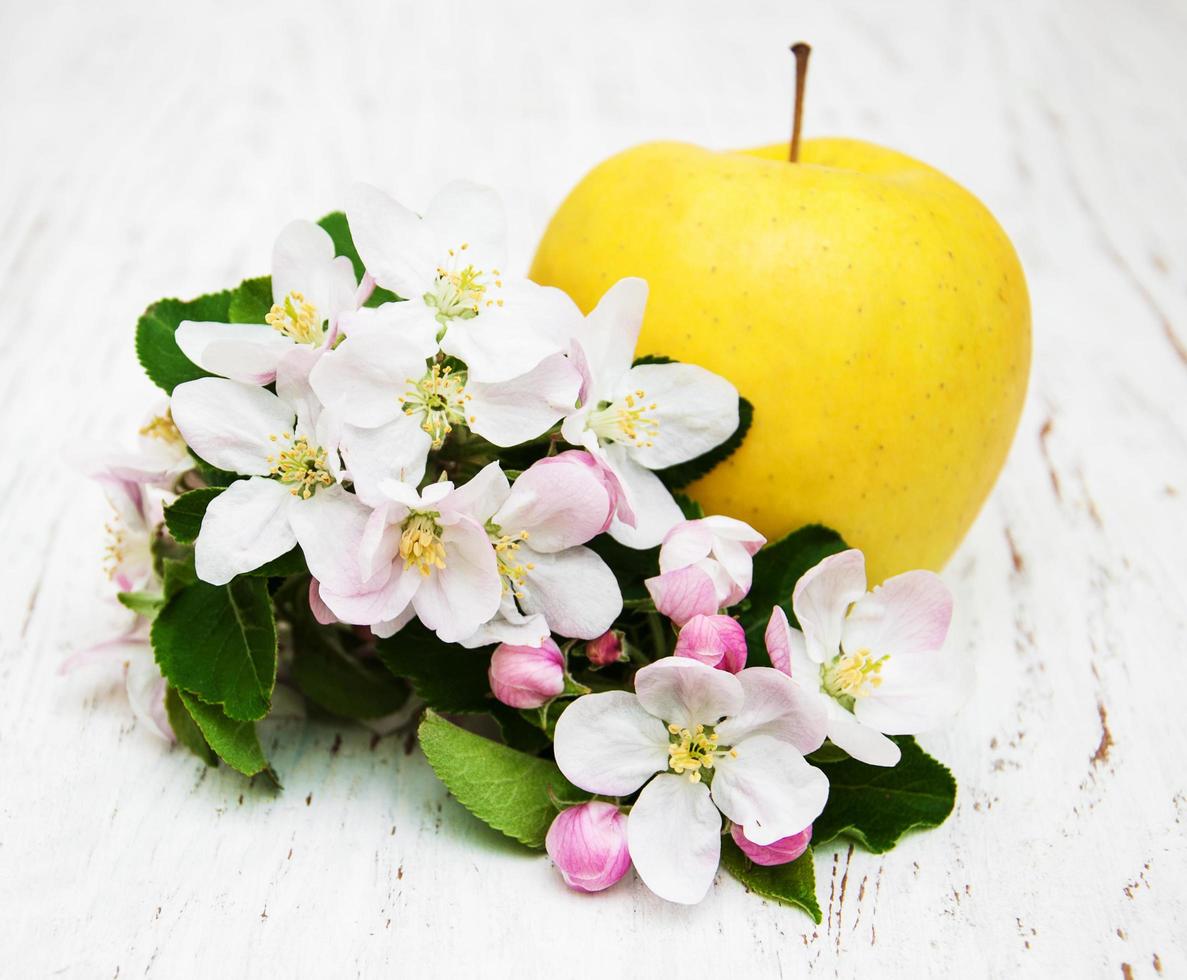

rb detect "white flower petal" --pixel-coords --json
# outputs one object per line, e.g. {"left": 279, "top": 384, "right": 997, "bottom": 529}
{"left": 518, "top": 545, "right": 622, "bottom": 640}
{"left": 603, "top": 445, "right": 684, "bottom": 548}
{"left": 842, "top": 570, "right": 954, "bottom": 658}
{"left": 575, "top": 278, "right": 648, "bottom": 398}
{"left": 628, "top": 773, "right": 720, "bottom": 905}
{"left": 711, "top": 734, "right": 829, "bottom": 846}
{"left": 345, "top": 182, "right": 438, "bottom": 297}
{"left": 493, "top": 456, "right": 610, "bottom": 552}
{"left": 854, "top": 649, "right": 972, "bottom": 734}
{"left": 634, "top": 657, "right": 743, "bottom": 731}
{"left": 194, "top": 478, "right": 296, "bottom": 585}
{"left": 171, "top": 378, "right": 295, "bottom": 475}
{"left": 340, "top": 416, "right": 431, "bottom": 507}
{"left": 271, "top": 219, "right": 357, "bottom": 320}
{"left": 467, "top": 352, "right": 581, "bottom": 446}
{"left": 792, "top": 549, "right": 867, "bottom": 664}
{"left": 826, "top": 708, "right": 902, "bottom": 767}
{"left": 309, "top": 306, "right": 436, "bottom": 428}
{"left": 175, "top": 321, "right": 294, "bottom": 384}
{"left": 714, "top": 667, "right": 827, "bottom": 754}
{"left": 124, "top": 654, "right": 173, "bottom": 742}
{"left": 657, "top": 520, "right": 714, "bottom": 573}
{"left": 618, "top": 363, "right": 739, "bottom": 469}
{"left": 422, "top": 180, "right": 508, "bottom": 276}
{"left": 553, "top": 691, "right": 671, "bottom": 796}
{"left": 411, "top": 518, "right": 501, "bottom": 642}
{"left": 438, "top": 461, "right": 510, "bottom": 525}
{"left": 288, "top": 485, "right": 394, "bottom": 595}
{"left": 456, "top": 595, "right": 550, "bottom": 649}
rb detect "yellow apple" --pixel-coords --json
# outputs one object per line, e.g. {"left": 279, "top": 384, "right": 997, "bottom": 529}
{"left": 531, "top": 138, "right": 1030, "bottom": 583}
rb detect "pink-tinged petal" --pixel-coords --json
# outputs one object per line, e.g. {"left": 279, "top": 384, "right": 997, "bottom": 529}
{"left": 764, "top": 606, "right": 804, "bottom": 676}
{"left": 494, "top": 454, "right": 613, "bottom": 552}
{"left": 658, "top": 520, "right": 715, "bottom": 573}
{"left": 645, "top": 565, "right": 719, "bottom": 628}
{"left": 627, "top": 773, "right": 720, "bottom": 905}
{"left": 557, "top": 446, "right": 634, "bottom": 531}
{"left": 546, "top": 802, "right": 632, "bottom": 893}
{"left": 289, "top": 485, "right": 397, "bottom": 595}
{"left": 175, "top": 321, "right": 293, "bottom": 384}
{"left": 703, "top": 515, "right": 766, "bottom": 557}
{"left": 171, "top": 378, "right": 294, "bottom": 475}
{"left": 308, "top": 307, "right": 436, "bottom": 428}
{"left": 412, "top": 518, "right": 501, "bottom": 643}
{"left": 730, "top": 823, "right": 812, "bottom": 867}
{"left": 340, "top": 415, "right": 432, "bottom": 507}
{"left": 194, "top": 478, "right": 296, "bottom": 585}
{"left": 345, "top": 182, "right": 438, "bottom": 297}
{"left": 438, "top": 461, "right": 511, "bottom": 526}
{"left": 825, "top": 709, "right": 902, "bottom": 767}
{"left": 854, "top": 649, "right": 973, "bottom": 735}
{"left": 714, "top": 667, "right": 827, "bottom": 755}
{"left": 792, "top": 549, "right": 868, "bottom": 664}
{"left": 711, "top": 734, "right": 828, "bottom": 846}
{"left": 585, "top": 630, "right": 625, "bottom": 667}
{"left": 457, "top": 596, "right": 550, "bottom": 649}
{"left": 125, "top": 655, "right": 174, "bottom": 743}
{"left": 634, "top": 657, "right": 743, "bottom": 731}
{"left": 576, "top": 278, "right": 648, "bottom": 398}
{"left": 842, "top": 569, "right": 954, "bottom": 658}
{"left": 369, "top": 602, "right": 418, "bottom": 639}
{"left": 553, "top": 691, "right": 670, "bottom": 796}
{"left": 673, "top": 614, "right": 747, "bottom": 673}
{"left": 518, "top": 545, "right": 622, "bottom": 640}
{"left": 618, "top": 362, "right": 739, "bottom": 470}
{"left": 59, "top": 627, "right": 150, "bottom": 675}
{"left": 467, "top": 352, "right": 582, "bottom": 447}
{"left": 568, "top": 338, "right": 594, "bottom": 407}
{"left": 319, "top": 568, "right": 417, "bottom": 628}
{"left": 604, "top": 445, "right": 683, "bottom": 548}
{"left": 308, "top": 579, "right": 338, "bottom": 625}
{"left": 488, "top": 637, "right": 565, "bottom": 709}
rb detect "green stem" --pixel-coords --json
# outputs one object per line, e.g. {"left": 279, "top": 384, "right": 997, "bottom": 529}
{"left": 646, "top": 612, "right": 670, "bottom": 659}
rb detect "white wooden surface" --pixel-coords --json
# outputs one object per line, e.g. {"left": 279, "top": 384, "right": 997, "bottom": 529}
{"left": 2, "top": 0, "right": 1185, "bottom": 976}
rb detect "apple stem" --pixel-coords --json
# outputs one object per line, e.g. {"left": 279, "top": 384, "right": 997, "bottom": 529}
{"left": 789, "top": 42, "right": 811, "bottom": 163}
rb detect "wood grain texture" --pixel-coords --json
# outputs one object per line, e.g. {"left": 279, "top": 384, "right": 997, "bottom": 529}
{"left": 2, "top": 0, "right": 1185, "bottom": 976}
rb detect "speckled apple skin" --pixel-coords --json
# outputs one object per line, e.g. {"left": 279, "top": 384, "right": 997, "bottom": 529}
{"left": 531, "top": 138, "right": 1031, "bottom": 583}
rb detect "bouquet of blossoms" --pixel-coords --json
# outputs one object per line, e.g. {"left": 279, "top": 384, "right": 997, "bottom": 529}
{"left": 75, "top": 180, "right": 970, "bottom": 913}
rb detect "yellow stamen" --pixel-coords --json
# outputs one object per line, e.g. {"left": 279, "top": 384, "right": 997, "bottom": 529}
{"left": 822, "top": 648, "right": 888, "bottom": 703}
{"left": 588, "top": 389, "right": 660, "bottom": 449}
{"left": 666, "top": 723, "right": 733, "bottom": 783}
{"left": 399, "top": 513, "right": 447, "bottom": 577}
{"left": 266, "top": 435, "right": 334, "bottom": 499}
{"left": 265, "top": 291, "right": 324, "bottom": 345}
{"left": 399, "top": 363, "right": 470, "bottom": 449}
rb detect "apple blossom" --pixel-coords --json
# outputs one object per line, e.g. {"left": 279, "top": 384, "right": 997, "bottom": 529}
{"left": 102, "top": 406, "right": 192, "bottom": 489}
{"left": 488, "top": 637, "right": 565, "bottom": 709}
{"left": 289, "top": 472, "right": 503, "bottom": 644}
{"left": 560, "top": 278, "right": 740, "bottom": 549}
{"left": 170, "top": 366, "right": 350, "bottom": 585}
{"left": 546, "top": 801, "right": 632, "bottom": 893}
{"left": 96, "top": 473, "right": 161, "bottom": 593}
{"left": 764, "top": 549, "right": 971, "bottom": 767}
{"left": 344, "top": 180, "right": 581, "bottom": 383}
{"left": 729, "top": 823, "right": 812, "bottom": 867}
{"left": 673, "top": 614, "right": 747, "bottom": 673}
{"left": 553, "top": 657, "right": 828, "bottom": 904}
{"left": 645, "top": 515, "right": 766, "bottom": 624}
{"left": 176, "top": 220, "right": 359, "bottom": 384}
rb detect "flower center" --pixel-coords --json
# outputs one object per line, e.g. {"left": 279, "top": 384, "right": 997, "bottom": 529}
{"left": 821, "top": 648, "right": 888, "bottom": 707}
{"left": 138, "top": 410, "right": 183, "bottom": 447}
{"left": 266, "top": 291, "right": 324, "bottom": 345}
{"left": 267, "top": 433, "right": 334, "bottom": 499}
{"left": 400, "top": 513, "right": 447, "bottom": 577}
{"left": 423, "top": 245, "right": 504, "bottom": 323}
{"left": 588, "top": 390, "right": 659, "bottom": 449}
{"left": 666, "top": 722, "right": 734, "bottom": 783}
{"left": 399, "top": 363, "right": 473, "bottom": 449}
{"left": 490, "top": 528, "right": 533, "bottom": 598}
{"left": 102, "top": 515, "right": 128, "bottom": 580}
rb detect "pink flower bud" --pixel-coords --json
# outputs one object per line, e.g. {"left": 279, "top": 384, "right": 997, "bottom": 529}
{"left": 585, "top": 630, "right": 625, "bottom": 667}
{"left": 673, "top": 614, "right": 747, "bottom": 673}
{"left": 546, "top": 802, "right": 632, "bottom": 892}
{"left": 488, "top": 638, "right": 565, "bottom": 708}
{"left": 644, "top": 565, "right": 719, "bottom": 627}
{"left": 730, "top": 823, "right": 812, "bottom": 866}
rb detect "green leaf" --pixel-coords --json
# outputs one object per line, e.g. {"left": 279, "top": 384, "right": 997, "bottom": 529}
{"left": 811, "top": 736, "right": 956, "bottom": 853}
{"left": 740, "top": 524, "right": 850, "bottom": 652}
{"left": 289, "top": 603, "right": 409, "bottom": 719}
{"left": 654, "top": 396, "right": 753, "bottom": 490}
{"left": 165, "top": 686, "right": 217, "bottom": 766}
{"left": 317, "top": 211, "right": 398, "bottom": 306}
{"left": 135, "top": 291, "right": 231, "bottom": 393}
{"left": 721, "top": 837, "right": 821, "bottom": 922}
{"left": 674, "top": 491, "right": 704, "bottom": 521}
{"left": 161, "top": 555, "right": 197, "bottom": 600}
{"left": 164, "top": 487, "right": 224, "bottom": 543}
{"left": 418, "top": 710, "right": 591, "bottom": 848}
{"left": 117, "top": 590, "right": 164, "bottom": 620}
{"left": 152, "top": 577, "right": 277, "bottom": 721}
{"left": 249, "top": 548, "right": 306, "bottom": 578}
{"left": 228, "top": 275, "right": 273, "bottom": 323}
{"left": 177, "top": 690, "right": 272, "bottom": 778}
{"left": 376, "top": 624, "right": 492, "bottom": 713}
